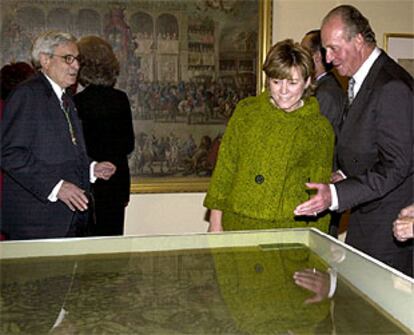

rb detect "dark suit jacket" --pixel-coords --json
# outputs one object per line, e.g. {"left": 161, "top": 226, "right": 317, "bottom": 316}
{"left": 335, "top": 51, "right": 413, "bottom": 275}
{"left": 1, "top": 73, "right": 90, "bottom": 239}
{"left": 315, "top": 72, "right": 347, "bottom": 137}
{"left": 74, "top": 85, "right": 134, "bottom": 205}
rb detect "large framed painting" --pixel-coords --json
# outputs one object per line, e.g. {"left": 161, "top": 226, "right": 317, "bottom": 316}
{"left": 0, "top": 0, "right": 272, "bottom": 193}
{"left": 384, "top": 33, "right": 414, "bottom": 77}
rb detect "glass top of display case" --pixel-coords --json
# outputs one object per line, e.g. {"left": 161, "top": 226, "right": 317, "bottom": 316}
{"left": 1, "top": 228, "right": 413, "bottom": 334}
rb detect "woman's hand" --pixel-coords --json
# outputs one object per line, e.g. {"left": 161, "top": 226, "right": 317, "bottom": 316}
{"left": 208, "top": 209, "right": 223, "bottom": 232}
{"left": 330, "top": 170, "right": 345, "bottom": 183}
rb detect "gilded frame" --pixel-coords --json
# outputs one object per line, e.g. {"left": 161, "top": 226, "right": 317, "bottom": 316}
{"left": 132, "top": 0, "right": 272, "bottom": 193}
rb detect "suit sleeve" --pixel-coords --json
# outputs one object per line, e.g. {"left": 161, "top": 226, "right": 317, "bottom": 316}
{"left": 317, "top": 88, "right": 346, "bottom": 136}
{"left": 1, "top": 87, "right": 75, "bottom": 202}
{"left": 336, "top": 80, "right": 413, "bottom": 211}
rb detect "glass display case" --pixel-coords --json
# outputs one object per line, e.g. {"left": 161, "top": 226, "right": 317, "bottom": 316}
{"left": 1, "top": 228, "right": 413, "bottom": 334}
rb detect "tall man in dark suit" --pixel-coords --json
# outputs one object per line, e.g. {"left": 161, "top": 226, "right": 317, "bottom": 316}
{"left": 1, "top": 31, "right": 116, "bottom": 240}
{"left": 301, "top": 30, "right": 346, "bottom": 137}
{"left": 294, "top": 5, "right": 413, "bottom": 276}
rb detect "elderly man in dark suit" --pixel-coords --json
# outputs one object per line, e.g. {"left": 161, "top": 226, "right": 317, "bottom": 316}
{"left": 1, "top": 31, "right": 116, "bottom": 240}
{"left": 294, "top": 5, "right": 413, "bottom": 276}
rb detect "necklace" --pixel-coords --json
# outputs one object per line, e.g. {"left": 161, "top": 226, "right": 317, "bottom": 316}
{"left": 61, "top": 93, "right": 77, "bottom": 145}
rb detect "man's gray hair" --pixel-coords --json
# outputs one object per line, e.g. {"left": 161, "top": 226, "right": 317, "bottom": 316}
{"left": 31, "top": 31, "right": 77, "bottom": 69}
{"left": 322, "top": 5, "right": 376, "bottom": 46}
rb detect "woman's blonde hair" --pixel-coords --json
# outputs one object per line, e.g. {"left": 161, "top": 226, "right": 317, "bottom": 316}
{"left": 263, "top": 39, "right": 315, "bottom": 98}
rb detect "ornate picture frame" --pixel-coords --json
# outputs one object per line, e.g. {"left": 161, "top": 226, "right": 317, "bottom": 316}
{"left": 0, "top": 0, "right": 272, "bottom": 194}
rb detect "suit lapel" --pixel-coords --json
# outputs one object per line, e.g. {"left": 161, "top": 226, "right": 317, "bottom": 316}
{"left": 339, "top": 52, "right": 388, "bottom": 133}
{"left": 349, "top": 51, "right": 387, "bottom": 107}
{"left": 38, "top": 73, "right": 88, "bottom": 156}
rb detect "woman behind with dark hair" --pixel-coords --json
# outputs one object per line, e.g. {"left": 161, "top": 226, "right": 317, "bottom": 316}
{"left": 1, "top": 62, "right": 35, "bottom": 101}
{"left": 204, "top": 39, "right": 335, "bottom": 232}
{"left": 74, "top": 36, "right": 135, "bottom": 236}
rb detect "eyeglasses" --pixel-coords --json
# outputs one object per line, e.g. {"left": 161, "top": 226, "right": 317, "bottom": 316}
{"left": 50, "top": 54, "right": 81, "bottom": 65}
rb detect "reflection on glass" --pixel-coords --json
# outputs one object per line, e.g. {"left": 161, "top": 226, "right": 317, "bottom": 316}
{"left": 212, "top": 243, "right": 332, "bottom": 334}
{"left": 0, "top": 243, "right": 409, "bottom": 334}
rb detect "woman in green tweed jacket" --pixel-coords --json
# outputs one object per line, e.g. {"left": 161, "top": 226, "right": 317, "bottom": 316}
{"left": 204, "top": 39, "right": 335, "bottom": 232}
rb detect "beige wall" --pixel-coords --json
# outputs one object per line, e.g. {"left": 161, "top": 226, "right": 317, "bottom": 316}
{"left": 272, "top": 0, "right": 414, "bottom": 48}
{"left": 125, "top": 193, "right": 209, "bottom": 235}
{"left": 125, "top": 0, "right": 414, "bottom": 236}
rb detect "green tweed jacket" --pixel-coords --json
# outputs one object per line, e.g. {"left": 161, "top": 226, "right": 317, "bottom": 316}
{"left": 204, "top": 91, "right": 335, "bottom": 232}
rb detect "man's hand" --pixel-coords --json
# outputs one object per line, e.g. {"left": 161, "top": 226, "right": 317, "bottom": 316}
{"left": 294, "top": 182, "right": 332, "bottom": 216}
{"left": 293, "top": 268, "right": 331, "bottom": 304}
{"left": 399, "top": 203, "right": 414, "bottom": 218}
{"left": 393, "top": 216, "right": 414, "bottom": 242}
{"left": 57, "top": 181, "right": 88, "bottom": 211}
{"left": 94, "top": 161, "right": 116, "bottom": 180}
{"left": 393, "top": 203, "right": 414, "bottom": 242}
{"left": 330, "top": 171, "right": 345, "bottom": 183}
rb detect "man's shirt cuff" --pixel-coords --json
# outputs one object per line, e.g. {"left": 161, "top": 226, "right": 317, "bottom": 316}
{"left": 90, "top": 161, "right": 97, "bottom": 183}
{"left": 48, "top": 180, "right": 64, "bottom": 202}
{"left": 329, "top": 184, "right": 339, "bottom": 210}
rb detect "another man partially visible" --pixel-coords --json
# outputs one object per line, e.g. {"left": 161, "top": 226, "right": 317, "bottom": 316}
{"left": 393, "top": 204, "right": 414, "bottom": 242}
{"left": 301, "top": 30, "right": 347, "bottom": 238}
{"left": 301, "top": 29, "right": 346, "bottom": 136}
{"left": 1, "top": 31, "right": 116, "bottom": 240}
{"left": 294, "top": 5, "right": 413, "bottom": 276}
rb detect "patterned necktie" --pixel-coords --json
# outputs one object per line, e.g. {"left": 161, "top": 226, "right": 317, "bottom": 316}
{"left": 347, "top": 77, "right": 355, "bottom": 105}
{"left": 339, "top": 78, "right": 355, "bottom": 129}
{"left": 61, "top": 92, "right": 77, "bottom": 145}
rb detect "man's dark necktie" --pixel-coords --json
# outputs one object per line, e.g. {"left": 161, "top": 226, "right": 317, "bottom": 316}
{"left": 61, "top": 92, "right": 77, "bottom": 145}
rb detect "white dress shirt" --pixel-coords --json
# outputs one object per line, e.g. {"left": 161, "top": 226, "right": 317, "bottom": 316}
{"left": 43, "top": 73, "right": 97, "bottom": 202}
{"left": 329, "top": 47, "right": 381, "bottom": 211}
